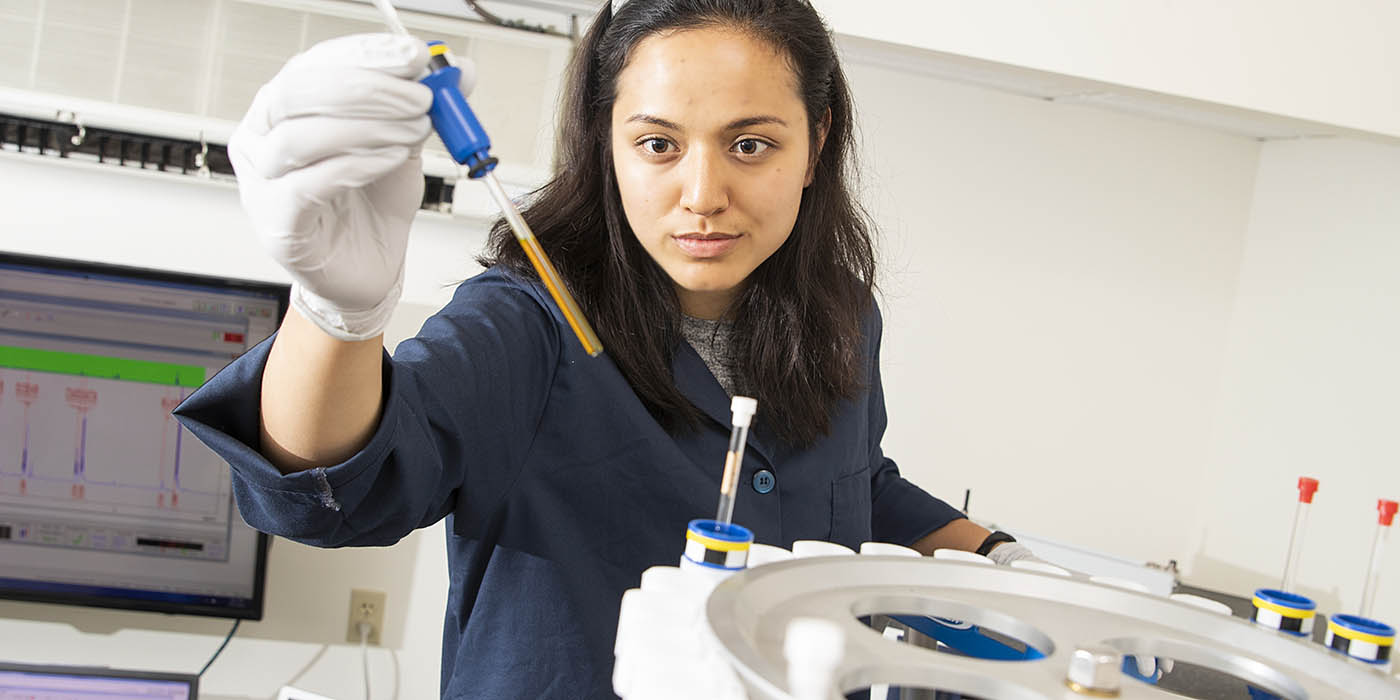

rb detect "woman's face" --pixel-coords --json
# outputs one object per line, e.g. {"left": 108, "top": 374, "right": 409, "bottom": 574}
{"left": 611, "top": 27, "right": 815, "bottom": 320}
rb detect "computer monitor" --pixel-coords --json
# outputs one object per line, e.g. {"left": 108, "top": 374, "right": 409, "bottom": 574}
{"left": 0, "top": 252, "right": 287, "bottom": 619}
{"left": 0, "top": 661, "right": 198, "bottom": 699}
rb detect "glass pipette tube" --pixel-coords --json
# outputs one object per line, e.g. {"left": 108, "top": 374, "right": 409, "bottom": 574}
{"left": 1280, "top": 477, "right": 1319, "bottom": 593}
{"left": 481, "top": 173, "right": 603, "bottom": 357}
{"left": 716, "top": 397, "right": 759, "bottom": 526}
{"left": 1359, "top": 499, "right": 1397, "bottom": 619}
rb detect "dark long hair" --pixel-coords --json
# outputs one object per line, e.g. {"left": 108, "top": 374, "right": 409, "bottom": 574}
{"left": 478, "top": 0, "right": 876, "bottom": 446}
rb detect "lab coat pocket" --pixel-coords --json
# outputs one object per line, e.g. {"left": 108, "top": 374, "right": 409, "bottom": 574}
{"left": 830, "top": 467, "right": 872, "bottom": 548}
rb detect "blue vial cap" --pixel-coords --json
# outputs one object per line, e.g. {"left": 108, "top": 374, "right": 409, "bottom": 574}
{"left": 1331, "top": 614, "right": 1395, "bottom": 638}
{"left": 687, "top": 519, "right": 753, "bottom": 543}
{"left": 1253, "top": 588, "right": 1316, "bottom": 611}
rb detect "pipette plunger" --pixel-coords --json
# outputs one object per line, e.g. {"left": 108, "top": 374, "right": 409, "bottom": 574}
{"left": 370, "top": 0, "right": 409, "bottom": 36}
{"left": 716, "top": 397, "right": 758, "bottom": 526}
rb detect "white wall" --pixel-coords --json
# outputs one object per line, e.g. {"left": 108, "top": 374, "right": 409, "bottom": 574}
{"left": 1189, "top": 137, "right": 1400, "bottom": 626}
{"left": 813, "top": 0, "right": 1400, "bottom": 141}
{"left": 841, "top": 48, "right": 1261, "bottom": 568}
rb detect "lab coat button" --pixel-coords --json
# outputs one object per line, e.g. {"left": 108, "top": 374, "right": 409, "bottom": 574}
{"left": 752, "top": 469, "right": 775, "bottom": 494}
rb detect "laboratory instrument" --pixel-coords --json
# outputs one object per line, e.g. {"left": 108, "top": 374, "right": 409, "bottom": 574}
{"left": 1280, "top": 476, "right": 1318, "bottom": 594}
{"left": 1317, "top": 498, "right": 1399, "bottom": 669}
{"left": 616, "top": 471, "right": 1400, "bottom": 698}
{"left": 707, "top": 555, "right": 1399, "bottom": 699}
{"left": 616, "top": 543, "right": 1400, "bottom": 699}
{"left": 0, "top": 662, "right": 197, "bottom": 699}
{"left": 1361, "top": 498, "right": 1397, "bottom": 619}
{"left": 370, "top": 0, "right": 603, "bottom": 357}
{"left": 1251, "top": 477, "right": 1320, "bottom": 637}
{"left": 0, "top": 252, "right": 278, "bottom": 620}
{"left": 681, "top": 518, "right": 753, "bottom": 575}
{"left": 1324, "top": 614, "right": 1394, "bottom": 668}
{"left": 715, "top": 396, "right": 758, "bottom": 526}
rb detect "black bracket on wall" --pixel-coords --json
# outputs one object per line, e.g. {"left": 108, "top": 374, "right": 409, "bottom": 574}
{"left": 1, "top": 112, "right": 232, "bottom": 176}
{"left": 0, "top": 112, "right": 455, "bottom": 213}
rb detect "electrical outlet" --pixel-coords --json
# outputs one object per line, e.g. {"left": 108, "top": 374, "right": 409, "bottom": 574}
{"left": 346, "top": 588, "right": 386, "bottom": 645}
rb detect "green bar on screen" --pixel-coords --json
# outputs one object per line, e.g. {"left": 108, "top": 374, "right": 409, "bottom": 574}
{"left": 0, "top": 346, "right": 206, "bottom": 388}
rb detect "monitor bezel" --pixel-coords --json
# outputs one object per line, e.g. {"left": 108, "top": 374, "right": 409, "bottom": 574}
{"left": 0, "top": 660, "right": 199, "bottom": 696}
{"left": 0, "top": 251, "right": 286, "bottom": 620}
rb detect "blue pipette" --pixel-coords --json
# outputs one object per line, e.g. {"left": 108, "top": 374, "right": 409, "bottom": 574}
{"left": 371, "top": 0, "right": 603, "bottom": 357}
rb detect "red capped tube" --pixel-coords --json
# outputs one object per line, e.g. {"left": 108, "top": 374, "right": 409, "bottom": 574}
{"left": 1280, "top": 476, "right": 1318, "bottom": 594}
{"left": 1359, "top": 499, "right": 1396, "bottom": 619}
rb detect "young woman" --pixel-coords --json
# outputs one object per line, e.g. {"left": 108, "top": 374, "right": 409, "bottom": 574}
{"left": 176, "top": 1, "right": 1033, "bottom": 697}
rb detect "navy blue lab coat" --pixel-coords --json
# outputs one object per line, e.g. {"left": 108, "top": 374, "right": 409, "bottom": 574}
{"left": 173, "top": 266, "right": 965, "bottom": 699}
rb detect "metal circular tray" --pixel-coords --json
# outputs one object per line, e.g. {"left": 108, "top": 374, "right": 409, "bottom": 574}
{"left": 705, "top": 556, "right": 1400, "bottom": 699}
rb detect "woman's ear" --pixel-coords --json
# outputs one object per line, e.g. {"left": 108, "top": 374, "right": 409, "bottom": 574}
{"left": 804, "top": 108, "right": 832, "bottom": 187}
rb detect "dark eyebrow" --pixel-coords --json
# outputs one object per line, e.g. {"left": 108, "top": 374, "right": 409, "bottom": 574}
{"left": 623, "top": 114, "right": 790, "bottom": 131}
{"left": 725, "top": 115, "right": 788, "bottom": 130}
{"left": 624, "top": 114, "right": 683, "bottom": 130}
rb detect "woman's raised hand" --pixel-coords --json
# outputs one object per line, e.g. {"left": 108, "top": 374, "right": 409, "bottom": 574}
{"left": 229, "top": 33, "right": 432, "bottom": 341}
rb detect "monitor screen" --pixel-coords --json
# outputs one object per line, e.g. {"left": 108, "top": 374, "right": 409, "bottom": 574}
{"left": 0, "top": 252, "right": 286, "bottom": 619}
{"left": 0, "top": 661, "right": 197, "bottom": 699}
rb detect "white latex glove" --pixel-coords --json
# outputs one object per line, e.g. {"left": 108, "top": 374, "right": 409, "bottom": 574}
{"left": 229, "top": 33, "right": 439, "bottom": 341}
{"left": 985, "top": 541, "right": 1040, "bottom": 567}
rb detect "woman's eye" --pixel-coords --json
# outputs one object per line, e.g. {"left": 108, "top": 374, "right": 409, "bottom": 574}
{"left": 642, "top": 138, "right": 672, "bottom": 155}
{"left": 733, "top": 138, "right": 771, "bottom": 156}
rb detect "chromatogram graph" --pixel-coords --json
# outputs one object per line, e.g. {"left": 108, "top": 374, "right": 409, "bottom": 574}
{"left": 0, "top": 353, "right": 228, "bottom": 527}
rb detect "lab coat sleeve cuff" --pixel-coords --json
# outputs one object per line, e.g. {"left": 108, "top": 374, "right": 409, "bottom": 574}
{"left": 172, "top": 332, "right": 402, "bottom": 543}
{"left": 871, "top": 475, "right": 968, "bottom": 548}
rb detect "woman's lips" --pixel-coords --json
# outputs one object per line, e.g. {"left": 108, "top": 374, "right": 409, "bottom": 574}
{"left": 672, "top": 233, "right": 740, "bottom": 258}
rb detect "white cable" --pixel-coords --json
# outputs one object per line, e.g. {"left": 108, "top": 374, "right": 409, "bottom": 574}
{"left": 358, "top": 621, "right": 373, "bottom": 700}
{"left": 283, "top": 644, "right": 331, "bottom": 689}
{"left": 389, "top": 649, "right": 401, "bottom": 700}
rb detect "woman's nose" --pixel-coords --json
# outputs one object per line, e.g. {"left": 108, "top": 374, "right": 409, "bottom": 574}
{"left": 678, "top": 148, "right": 730, "bottom": 218}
